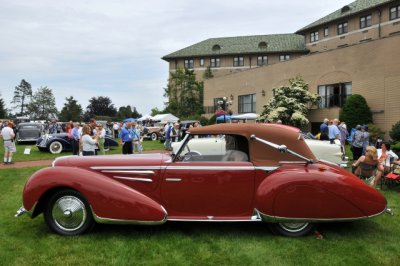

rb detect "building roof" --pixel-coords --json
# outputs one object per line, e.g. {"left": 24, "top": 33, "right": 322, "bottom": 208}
{"left": 162, "top": 34, "right": 308, "bottom": 60}
{"left": 296, "top": 0, "right": 393, "bottom": 33}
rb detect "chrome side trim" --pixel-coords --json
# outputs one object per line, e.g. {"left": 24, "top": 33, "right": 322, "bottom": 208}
{"left": 257, "top": 207, "right": 388, "bottom": 223}
{"left": 91, "top": 206, "right": 168, "bottom": 225}
{"left": 101, "top": 170, "right": 155, "bottom": 175}
{"left": 165, "top": 178, "right": 182, "bottom": 182}
{"left": 254, "top": 166, "right": 279, "bottom": 172}
{"left": 113, "top": 176, "right": 153, "bottom": 182}
{"left": 91, "top": 166, "right": 166, "bottom": 170}
{"left": 166, "top": 166, "right": 255, "bottom": 171}
{"left": 278, "top": 161, "right": 309, "bottom": 164}
{"left": 167, "top": 218, "right": 261, "bottom": 222}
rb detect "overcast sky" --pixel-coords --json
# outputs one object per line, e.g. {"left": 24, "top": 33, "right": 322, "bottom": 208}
{"left": 0, "top": 0, "right": 351, "bottom": 116}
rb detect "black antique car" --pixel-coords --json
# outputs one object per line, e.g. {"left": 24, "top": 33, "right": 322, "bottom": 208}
{"left": 15, "top": 122, "right": 44, "bottom": 144}
{"left": 36, "top": 133, "right": 118, "bottom": 154}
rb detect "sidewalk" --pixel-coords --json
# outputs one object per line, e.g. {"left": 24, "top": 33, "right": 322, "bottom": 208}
{"left": 0, "top": 149, "right": 169, "bottom": 169}
{"left": 0, "top": 159, "right": 53, "bottom": 169}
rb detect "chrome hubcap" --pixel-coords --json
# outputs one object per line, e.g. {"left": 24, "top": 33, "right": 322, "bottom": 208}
{"left": 52, "top": 196, "right": 87, "bottom": 231}
{"left": 279, "top": 222, "right": 309, "bottom": 233}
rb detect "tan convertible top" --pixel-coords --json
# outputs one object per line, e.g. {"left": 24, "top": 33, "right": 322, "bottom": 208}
{"left": 189, "top": 123, "right": 316, "bottom": 165}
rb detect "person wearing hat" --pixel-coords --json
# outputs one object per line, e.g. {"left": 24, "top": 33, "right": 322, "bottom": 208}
{"left": 1, "top": 121, "right": 16, "bottom": 165}
{"left": 351, "top": 125, "right": 364, "bottom": 161}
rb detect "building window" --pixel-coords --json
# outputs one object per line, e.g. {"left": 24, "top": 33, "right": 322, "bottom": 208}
{"left": 233, "top": 56, "right": 244, "bottom": 67}
{"left": 390, "top": 5, "right": 400, "bottom": 20}
{"left": 324, "top": 27, "right": 329, "bottom": 37}
{"left": 310, "top": 31, "right": 319, "bottom": 42}
{"left": 337, "top": 22, "right": 348, "bottom": 35}
{"left": 279, "top": 55, "right": 290, "bottom": 61}
{"left": 199, "top": 58, "right": 204, "bottom": 67}
{"left": 238, "top": 94, "right": 256, "bottom": 113}
{"left": 318, "top": 83, "right": 352, "bottom": 108}
{"left": 257, "top": 55, "right": 268, "bottom": 66}
{"left": 210, "top": 58, "right": 220, "bottom": 68}
{"left": 184, "top": 59, "right": 194, "bottom": 69}
{"left": 360, "top": 14, "right": 372, "bottom": 29}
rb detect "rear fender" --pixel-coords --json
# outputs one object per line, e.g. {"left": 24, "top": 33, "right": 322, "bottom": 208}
{"left": 23, "top": 167, "right": 166, "bottom": 223}
{"left": 255, "top": 163, "right": 386, "bottom": 221}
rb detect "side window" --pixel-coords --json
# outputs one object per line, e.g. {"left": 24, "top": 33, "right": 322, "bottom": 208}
{"left": 178, "top": 134, "right": 249, "bottom": 162}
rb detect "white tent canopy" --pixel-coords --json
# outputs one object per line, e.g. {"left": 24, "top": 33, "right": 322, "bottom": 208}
{"left": 137, "top": 114, "right": 153, "bottom": 121}
{"left": 151, "top": 113, "right": 179, "bottom": 123}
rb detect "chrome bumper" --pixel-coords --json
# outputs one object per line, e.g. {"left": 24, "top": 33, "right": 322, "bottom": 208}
{"left": 15, "top": 207, "right": 27, "bottom": 217}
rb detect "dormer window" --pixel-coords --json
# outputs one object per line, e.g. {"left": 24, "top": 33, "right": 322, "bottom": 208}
{"left": 341, "top": 5, "right": 350, "bottom": 13}
{"left": 212, "top": 44, "right": 221, "bottom": 51}
{"left": 258, "top": 42, "right": 268, "bottom": 49}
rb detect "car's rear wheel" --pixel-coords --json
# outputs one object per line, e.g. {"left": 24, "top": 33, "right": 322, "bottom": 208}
{"left": 49, "top": 141, "right": 63, "bottom": 154}
{"left": 151, "top": 132, "right": 158, "bottom": 141}
{"left": 44, "top": 189, "right": 94, "bottom": 236}
{"left": 269, "top": 222, "right": 315, "bottom": 237}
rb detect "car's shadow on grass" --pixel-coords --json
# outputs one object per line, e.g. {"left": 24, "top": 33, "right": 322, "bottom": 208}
{"left": 90, "top": 219, "right": 380, "bottom": 239}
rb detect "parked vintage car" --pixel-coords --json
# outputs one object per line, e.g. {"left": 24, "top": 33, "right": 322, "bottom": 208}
{"left": 141, "top": 126, "right": 165, "bottom": 141}
{"left": 16, "top": 123, "right": 389, "bottom": 237}
{"left": 36, "top": 133, "right": 119, "bottom": 154}
{"left": 15, "top": 122, "right": 43, "bottom": 143}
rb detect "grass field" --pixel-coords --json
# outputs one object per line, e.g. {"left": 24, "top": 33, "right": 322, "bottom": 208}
{"left": 1, "top": 166, "right": 399, "bottom": 266}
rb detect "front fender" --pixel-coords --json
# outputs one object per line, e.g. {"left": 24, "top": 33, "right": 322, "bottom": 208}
{"left": 255, "top": 163, "right": 387, "bottom": 221}
{"left": 23, "top": 167, "right": 166, "bottom": 223}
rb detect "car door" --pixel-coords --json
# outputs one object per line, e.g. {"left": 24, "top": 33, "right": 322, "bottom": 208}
{"left": 161, "top": 160, "right": 255, "bottom": 219}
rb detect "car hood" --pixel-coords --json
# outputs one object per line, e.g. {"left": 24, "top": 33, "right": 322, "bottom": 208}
{"left": 53, "top": 153, "right": 171, "bottom": 169}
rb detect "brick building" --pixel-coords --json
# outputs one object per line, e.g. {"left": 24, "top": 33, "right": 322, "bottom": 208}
{"left": 162, "top": 0, "right": 400, "bottom": 133}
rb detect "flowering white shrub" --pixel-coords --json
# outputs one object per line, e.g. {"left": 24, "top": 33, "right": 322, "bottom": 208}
{"left": 261, "top": 75, "right": 320, "bottom": 127}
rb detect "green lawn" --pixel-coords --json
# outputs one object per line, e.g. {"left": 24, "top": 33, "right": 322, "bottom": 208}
{"left": 1, "top": 166, "right": 399, "bottom": 266}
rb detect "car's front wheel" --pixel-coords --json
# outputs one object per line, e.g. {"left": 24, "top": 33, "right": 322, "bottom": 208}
{"left": 49, "top": 141, "right": 63, "bottom": 154}
{"left": 151, "top": 132, "right": 158, "bottom": 141}
{"left": 269, "top": 222, "right": 315, "bottom": 237}
{"left": 44, "top": 189, "right": 95, "bottom": 236}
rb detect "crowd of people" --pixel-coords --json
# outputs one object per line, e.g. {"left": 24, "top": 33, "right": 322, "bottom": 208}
{"left": 319, "top": 118, "right": 399, "bottom": 188}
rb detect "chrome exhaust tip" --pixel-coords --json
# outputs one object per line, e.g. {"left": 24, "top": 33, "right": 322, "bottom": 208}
{"left": 15, "top": 207, "right": 27, "bottom": 217}
{"left": 385, "top": 208, "right": 394, "bottom": 216}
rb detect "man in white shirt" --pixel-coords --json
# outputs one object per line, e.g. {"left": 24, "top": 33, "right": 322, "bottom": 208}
{"left": 1, "top": 121, "right": 16, "bottom": 165}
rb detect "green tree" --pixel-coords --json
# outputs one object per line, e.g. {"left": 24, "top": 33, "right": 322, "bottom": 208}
{"left": 12, "top": 79, "right": 33, "bottom": 116}
{"left": 339, "top": 94, "right": 373, "bottom": 131}
{"left": 150, "top": 107, "right": 162, "bottom": 116}
{"left": 389, "top": 121, "right": 400, "bottom": 142}
{"left": 203, "top": 66, "right": 214, "bottom": 80}
{"left": 261, "top": 75, "right": 320, "bottom": 128}
{"left": 84, "top": 96, "right": 117, "bottom": 121}
{"left": 27, "top": 86, "right": 58, "bottom": 120}
{"left": 117, "top": 105, "right": 133, "bottom": 120}
{"left": 164, "top": 67, "right": 204, "bottom": 118}
{"left": 0, "top": 95, "right": 7, "bottom": 118}
{"left": 59, "top": 96, "right": 83, "bottom": 122}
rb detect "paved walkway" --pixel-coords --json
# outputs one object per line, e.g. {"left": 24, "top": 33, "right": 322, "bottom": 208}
{"left": 0, "top": 149, "right": 169, "bottom": 169}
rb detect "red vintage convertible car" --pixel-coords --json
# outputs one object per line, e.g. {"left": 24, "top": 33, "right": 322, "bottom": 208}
{"left": 16, "top": 123, "right": 389, "bottom": 237}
